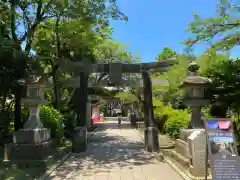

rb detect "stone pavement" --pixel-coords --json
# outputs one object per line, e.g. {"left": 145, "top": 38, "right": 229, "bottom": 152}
{"left": 47, "top": 121, "right": 183, "bottom": 180}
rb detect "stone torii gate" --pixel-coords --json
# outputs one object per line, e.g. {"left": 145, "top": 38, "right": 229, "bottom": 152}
{"left": 62, "top": 60, "right": 175, "bottom": 152}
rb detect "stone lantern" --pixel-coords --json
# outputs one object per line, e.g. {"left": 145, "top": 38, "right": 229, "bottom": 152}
{"left": 8, "top": 75, "right": 52, "bottom": 162}
{"left": 180, "top": 62, "right": 211, "bottom": 128}
{"left": 22, "top": 75, "right": 48, "bottom": 129}
{"left": 171, "top": 62, "right": 212, "bottom": 177}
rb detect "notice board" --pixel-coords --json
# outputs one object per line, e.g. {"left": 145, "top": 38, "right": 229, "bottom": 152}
{"left": 205, "top": 118, "right": 240, "bottom": 180}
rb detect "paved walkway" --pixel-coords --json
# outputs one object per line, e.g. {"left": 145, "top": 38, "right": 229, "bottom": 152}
{"left": 47, "top": 121, "right": 183, "bottom": 180}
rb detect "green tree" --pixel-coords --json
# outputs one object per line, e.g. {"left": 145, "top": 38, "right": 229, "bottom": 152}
{"left": 156, "top": 47, "right": 177, "bottom": 61}
{"left": 0, "top": 0, "right": 128, "bottom": 130}
{"left": 185, "top": 0, "right": 240, "bottom": 51}
{"left": 197, "top": 48, "right": 229, "bottom": 73}
{"left": 152, "top": 54, "right": 190, "bottom": 107}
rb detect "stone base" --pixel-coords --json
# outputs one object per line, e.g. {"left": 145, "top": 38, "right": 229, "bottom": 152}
{"left": 174, "top": 129, "right": 207, "bottom": 177}
{"left": 3, "top": 144, "right": 71, "bottom": 170}
{"left": 179, "top": 129, "right": 199, "bottom": 142}
{"left": 14, "top": 128, "right": 51, "bottom": 144}
{"left": 189, "top": 165, "right": 209, "bottom": 177}
{"left": 72, "top": 126, "right": 87, "bottom": 153}
{"left": 175, "top": 139, "right": 191, "bottom": 159}
{"left": 144, "top": 127, "right": 159, "bottom": 152}
{"left": 6, "top": 140, "right": 52, "bottom": 160}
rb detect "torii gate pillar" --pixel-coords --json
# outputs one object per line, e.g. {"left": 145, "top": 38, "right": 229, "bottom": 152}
{"left": 142, "top": 70, "right": 159, "bottom": 152}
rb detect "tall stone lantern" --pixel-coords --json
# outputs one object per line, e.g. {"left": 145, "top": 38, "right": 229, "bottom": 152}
{"left": 8, "top": 75, "right": 52, "bottom": 162}
{"left": 22, "top": 75, "right": 48, "bottom": 129}
{"left": 174, "top": 62, "right": 212, "bottom": 177}
{"left": 180, "top": 62, "right": 211, "bottom": 128}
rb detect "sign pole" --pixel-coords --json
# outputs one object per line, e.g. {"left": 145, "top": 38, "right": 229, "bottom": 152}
{"left": 205, "top": 138, "right": 208, "bottom": 180}
{"left": 204, "top": 118, "right": 208, "bottom": 180}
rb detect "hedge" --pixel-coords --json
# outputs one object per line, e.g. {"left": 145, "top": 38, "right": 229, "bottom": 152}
{"left": 153, "top": 99, "right": 190, "bottom": 139}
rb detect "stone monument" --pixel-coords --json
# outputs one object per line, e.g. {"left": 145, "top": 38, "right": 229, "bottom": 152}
{"left": 172, "top": 62, "right": 211, "bottom": 177}
{"left": 7, "top": 75, "right": 52, "bottom": 162}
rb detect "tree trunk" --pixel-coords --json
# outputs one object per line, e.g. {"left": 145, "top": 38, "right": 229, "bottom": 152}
{"left": 14, "top": 90, "right": 22, "bottom": 131}
{"left": 52, "top": 66, "right": 60, "bottom": 110}
{"left": 52, "top": 15, "right": 61, "bottom": 110}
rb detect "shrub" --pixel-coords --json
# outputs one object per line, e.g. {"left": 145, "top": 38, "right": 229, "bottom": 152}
{"left": 153, "top": 99, "right": 164, "bottom": 118}
{"left": 40, "top": 105, "right": 63, "bottom": 140}
{"left": 153, "top": 100, "right": 168, "bottom": 133}
{"left": 62, "top": 110, "right": 76, "bottom": 131}
{"left": 164, "top": 108, "right": 190, "bottom": 139}
{"left": 21, "top": 105, "right": 29, "bottom": 124}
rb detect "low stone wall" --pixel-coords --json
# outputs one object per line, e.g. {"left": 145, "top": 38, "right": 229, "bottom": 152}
{"left": 136, "top": 122, "right": 145, "bottom": 129}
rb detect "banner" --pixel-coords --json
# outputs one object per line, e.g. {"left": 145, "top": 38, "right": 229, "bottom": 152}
{"left": 92, "top": 104, "right": 100, "bottom": 123}
{"left": 205, "top": 118, "right": 240, "bottom": 180}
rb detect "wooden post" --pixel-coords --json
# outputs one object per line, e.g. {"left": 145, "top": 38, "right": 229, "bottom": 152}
{"left": 142, "top": 70, "right": 159, "bottom": 152}
{"left": 72, "top": 71, "right": 89, "bottom": 153}
{"left": 77, "top": 71, "right": 89, "bottom": 126}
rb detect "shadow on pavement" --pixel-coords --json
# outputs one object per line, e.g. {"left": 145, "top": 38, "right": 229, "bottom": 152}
{"left": 47, "top": 122, "right": 162, "bottom": 179}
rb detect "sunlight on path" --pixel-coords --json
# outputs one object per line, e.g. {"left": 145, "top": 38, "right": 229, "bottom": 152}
{"left": 47, "top": 121, "right": 183, "bottom": 180}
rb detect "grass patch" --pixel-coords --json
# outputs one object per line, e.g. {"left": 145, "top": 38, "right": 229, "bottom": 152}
{"left": 59, "top": 139, "right": 72, "bottom": 148}
{"left": 0, "top": 166, "right": 33, "bottom": 180}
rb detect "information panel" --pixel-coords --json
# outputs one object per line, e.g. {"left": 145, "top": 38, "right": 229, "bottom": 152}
{"left": 205, "top": 118, "right": 240, "bottom": 180}
{"left": 211, "top": 154, "right": 240, "bottom": 180}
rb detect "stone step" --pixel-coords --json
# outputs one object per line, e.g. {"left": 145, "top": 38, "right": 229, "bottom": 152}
{"left": 168, "top": 150, "right": 213, "bottom": 180}
{"left": 2, "top": 146, "right": 71, "bottom": 167}
{"left": 175, "top": 139, "right": 191, "bottom": 159}
{"left": 164, "top": 151, "right": 213, "bottom": 180}
{"left": 168, "top": 149, "right": 190, "bottom": 169}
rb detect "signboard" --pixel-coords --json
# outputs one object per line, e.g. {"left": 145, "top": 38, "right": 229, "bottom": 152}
{"left": 205, "top": 118, "right": 240, "bottom": 180}
{"left": 114, "top": 109, "right": 122, "bottom": 114}
{"left": 211, "top": 154, "right": 240, "bottom": 180}
{"left": 109, "top": 62, "right": 122, "bottom": 85}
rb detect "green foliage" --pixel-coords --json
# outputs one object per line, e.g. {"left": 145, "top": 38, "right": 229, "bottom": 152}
{"left": 197, "top": 49, "right": 229, "bottom": 73}
{"left": 44, "top": 88, "right": 53, "bottom": 105}
{"left": 185, "top": 0, "right": 240, "bottom": 51}
{"left": 21, "top": 105, "right": 29, "bottom": 123}
{"left": 40, "top": 105, "right": 63, "bottom": 139}
{"left": 156, "top": 47, "right": 177, "bottom": 61}
{"left": 202, "top": 58, "right": 240, "bottom": 147}
{"left": 201, "top": 106, "right": 212, "bottom": 118}
{"left": 203, "top": 60, "right": 240, "bottom": 111}
{"left": 164, "top": 107, "right": 190, "bottom": 139}
{"left": 153, "top": 98, "right": 190, "bottom": 138}
{"left": 59, "top": 138, "right": 72, "bottom": 148}
{"left": 152, "top": 98, "right": 164, "bottom": 117}
{"left": 115, "top": 91, "right": 137, "bottom": 103}
{"left": 62, "top": 110, "right": 76, "bottom": 131}
{"left": 153, "top": 53, "right": 189, "bottom": 106}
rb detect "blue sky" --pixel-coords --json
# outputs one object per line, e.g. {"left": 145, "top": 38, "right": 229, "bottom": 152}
{"left": 110, "top": 0, "right": 220, "bottom": 62}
